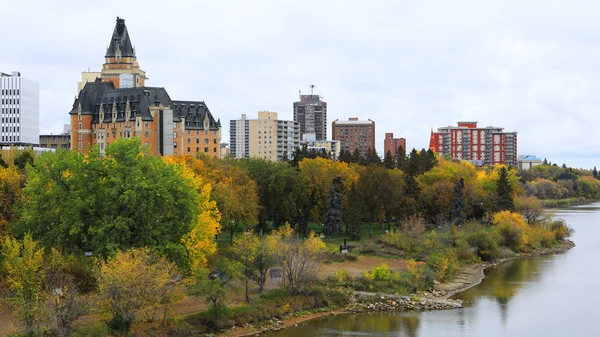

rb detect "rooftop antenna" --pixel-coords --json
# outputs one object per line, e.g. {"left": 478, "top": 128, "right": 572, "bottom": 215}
{"left": 299, "top": 90, "right": 301, "bottom": 97}
{"left": 310, "top": 84, "right": 315, "bottom": 95}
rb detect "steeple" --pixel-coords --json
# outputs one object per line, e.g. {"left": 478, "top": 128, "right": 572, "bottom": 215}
{"left": 105, "top": 17, "right": 135, "bottom": 58}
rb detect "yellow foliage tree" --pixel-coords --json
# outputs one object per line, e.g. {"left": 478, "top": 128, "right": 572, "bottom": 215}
{"left": 0, "top": 166, "right": 26, "bottom": 235}
{"left": 492, "top": 210, "right": 529, "bottom": 252}
{"left": 163, "top": 156, "right": 221, "bottom": 272}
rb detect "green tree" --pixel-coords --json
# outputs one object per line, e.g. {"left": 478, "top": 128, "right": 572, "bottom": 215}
{"left": 323, "top": 176, "right": 344, "bottom": 235}
{"left": 496, "top": 166, "right": 515, "bottom": 212}
{"left": 395, "top": 145, "right": 406, "bottom": 170}
{"left": 16, "top": 138, "right": 199, "bottom": 260}
{"left": 231, "top": 233, "right": 259, "bottom": 302}
{"left": 338, "top": 148, "right": 352, "bottom": 163}
{"left": 13, "top": 150, "right": 34, "bottom": 170}
{"left": 450, "top": 178, "right": 466, "bottom": 225}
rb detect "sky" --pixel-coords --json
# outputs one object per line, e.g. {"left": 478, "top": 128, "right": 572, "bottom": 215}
{"left": 1, "top": 0, "right": 599, "bottom": 168}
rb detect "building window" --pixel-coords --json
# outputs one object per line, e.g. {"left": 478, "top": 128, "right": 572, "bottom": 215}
{"left": 214, "top": 147, "right": 217, "bottom": 152}
{"left": 145, "top": 121, "right": 149, "bottom": 127}
{"left": 78, "top": 123, "right": 82, "bottom": 130}
{"left": 213, "top": 139, "right": 217, "bottom": 144}
{"left": 174, "top": 142, "right": 177, "bottom": 148}
{"left": 196, "top": 139, "right": 199, "bottom": 144}
{"left": 196, "top": 147, "right": 199, "bottom": 152}
{"left": 145, "top": 142, "right": 149, "bottom": 147}
{"left": 213, "top": 131, "right": 217, "bottom": 136}
{"left": 78, "top": 142, "right": 82, "bottom": 150}
{"left": 187, "top": 147, "right": 190, "bottom": 152}
{"left": 174, "top": 132, "right": 177, "bottom": 139}
{"left": 204, "top": 139, "right": 209, "bottom": 144}
{"left": 145, "top": 131, "right": 149, "bottom": 137}
{"left": 205, "top": 130, "right": 208, "bottom": 136}
{"left": 187, "top": 138, "right": 190, "bottom": 144}
{"left": 174, "top": 122, "right": 177, "bottom": 128}
{"left": 204, "top": 147, "right": 209, "bottom": 153}
{"left": 196, "top": 130, "right": 199, "bottom": 136}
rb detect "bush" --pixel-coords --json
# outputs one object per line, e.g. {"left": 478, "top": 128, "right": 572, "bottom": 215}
{"left": 465, "top": 230, "right": 499, "bottom": 261}
{"left": 363, "top": 264, "right": 391, "bottom": 281}
{"left": 426, "top": 250, "right": 458, "bottom": 282}
{"left": 549, "top": 219, "right": 574, "bottom": 240}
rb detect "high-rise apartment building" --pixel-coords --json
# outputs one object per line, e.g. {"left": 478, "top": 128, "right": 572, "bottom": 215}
{"left": 384, "top": 133, "right": 406, "bottom": 156}
{"left": 301, "top": 134, "right": 341, "bottom": 161}
{"left": 229, "top": 111, "right": 300, "bottom": 161}
{"left": 0, "top": 71, "right": 39, "bottom": 146}
{"left": 293, "top": 91, "right": 327, "bottom": 141}
{"left": 69, "top": 17, "right": 221, "bottom": 157}
{"left": 230, "top": 114, "right": 249, "bottom": 159}
{"left": 332, "top": 117, "right": 375, "bottom": 156}
{"left": 429, "top": 121, "right": 518, "bottom": 167}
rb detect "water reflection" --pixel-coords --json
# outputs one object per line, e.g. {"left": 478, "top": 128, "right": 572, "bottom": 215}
{"left": 264, "top": 202, "right": 599, "bottom": 337}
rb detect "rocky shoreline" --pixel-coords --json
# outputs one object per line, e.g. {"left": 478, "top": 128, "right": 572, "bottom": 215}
{"left": 219, "top": 239, "right": 575, "bottom": 337}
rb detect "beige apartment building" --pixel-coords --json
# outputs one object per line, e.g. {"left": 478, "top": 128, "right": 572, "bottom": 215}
{"left": 230, "top": 111, "right": 299, "bottom": 161}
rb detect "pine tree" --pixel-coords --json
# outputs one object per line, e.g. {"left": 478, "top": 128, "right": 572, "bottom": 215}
{"left": 352, "top": 148, "right": 363, "bottom": 164}
{"left": 365, "top": 148, "right": 382, "bottom": 166}
{"left": 338, "top": 149, "right": 351, "bottom": 163}
{"left": 323, "top": 177, "right": 344, "bottom": 235}
{"left": 496, "top": 166, "right": 515, "bottom": 211}
{"left": 594, "top": 166, "right": 598, "bottom": 179}
{"left": 450, "top": 178, "right": 466, "bottom": 225}
{"left": 395, "top": 146, "right": 406, "bottom": 170}
{"left": 543, "top": 158, "right": 548, "bottom": 165}
{"left": 383, "top": 150, "right": 395, "bottom": 169}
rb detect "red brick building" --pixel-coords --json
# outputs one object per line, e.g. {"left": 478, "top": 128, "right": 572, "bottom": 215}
{"left": 384, "top": 132, "right": 406, "bottom": 156}
{"left": 428, "top": 121, "right": 517, "bottom": 167}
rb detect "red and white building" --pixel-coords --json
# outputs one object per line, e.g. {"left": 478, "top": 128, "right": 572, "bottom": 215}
{"left": 429, "top": 121, "right": 517, "bottom": 167}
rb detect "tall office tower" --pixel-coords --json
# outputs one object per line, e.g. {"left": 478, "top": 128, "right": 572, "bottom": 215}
{"left": 332, "top": 117, "right": 376, "bottom": 156}
{"left": 0, "top": 71, "right": 39, "bottom": 146}
{"left": 293, "top": 88, "right": 327, "bottom": 141}
{"left": 429, "top": 121, "right": 518, "bottom": 167}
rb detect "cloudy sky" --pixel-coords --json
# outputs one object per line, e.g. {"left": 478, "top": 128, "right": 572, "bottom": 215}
{"left": 1, "top": 0, "right": 598, "bottom": 168}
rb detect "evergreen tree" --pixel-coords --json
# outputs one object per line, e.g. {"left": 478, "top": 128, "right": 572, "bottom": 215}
{"left": 365, "top": 148, "right": 382, "bottom": 166}
{"left": 323, "top": 176, "right": 344, "bottom": 235}
{"left": 496, "top": 166, "right": 515, "bottom": 212}
{"left": 562, "top": 163, "right": 567, "bottom": 169}
{"left": 344, "top": 183, "right": 362, "bottom": 240}
{"left": 383, "top": 150, "right": 395, "bottom": 169}
{"left": 450, "top": 178, "right": 466, "bottom": 225}
{"left": 352, "top": 148, "right": 363, "bottom": 164}
{"left": 395, "top": 146, "right": 406, "bottom": 170}
{"left": 543, "top": 158, "right": 548, "bottom": 165}
{"left": 594, "top": 166, "right": 598, "bottom": 179}
{"left": 418, "top": 148, "right": 437, "bottom": 173}
{"left": 338, "top": 149, "right": 351, "bottom": 163}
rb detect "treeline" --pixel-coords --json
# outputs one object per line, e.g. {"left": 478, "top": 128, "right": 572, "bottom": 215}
{"left": 517, "top": 164, "right": 600, "bottom": 201}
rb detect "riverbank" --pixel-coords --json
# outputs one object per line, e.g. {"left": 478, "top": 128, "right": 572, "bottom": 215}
{"left": 542, "top": 197, "right": 597, "bottom": 208}
{"left": 223, "top": 239, "right": 575, "bottom": 337}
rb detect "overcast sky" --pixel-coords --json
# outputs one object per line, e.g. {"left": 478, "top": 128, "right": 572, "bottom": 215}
{"left": 1, "top": 0, "right": 598, "bottom": 168}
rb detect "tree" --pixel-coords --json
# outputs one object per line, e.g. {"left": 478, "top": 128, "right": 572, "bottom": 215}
{"left": 496, "top": 166, "right": 515, "bottom": 212}
{"left": 383, "top": 150, "right": 395, "bottom": 169}
{"left": 543, "top": 158, "right": 548, "bottom": 165}
{"left": 0, "top": 165, "right": 26, "bottom": 235}
{"left": 344, "top": 183, "right": 362, "bottom": 240}
{"left": 450, "top": 178, "right": 466, "bottom": 225}
{"left": 323, "top": 176, "right": 344, "bottom": 235}
{"left": 231, "top": 233, "right": 259, "bottom": 301}
{"left": 17, "top": 139, "right": 204, "bottom": 267}
{"left": 191, "top": 258, "right": 241, "bottom": 330}
{"left": 593, "top": 166, "right": 598, "bottom": 179}
{"left": 95, "top": 248, "right": 176, "bottom": 335}
{"left": 1, "top": 234, "right": 45, "bottom": 335}
{"left": 351, "top": 148, "right": 363, "bottom": 164}
{"left": 338, "top": 148, "right": 352, "bottom": 163}
{"left": 13, "top": 150, "right": 34, "bottom": 170}
{"left": 395, "top": 146, "right": 407, "bottom": 170}
{"left": 515, "top": 196, "right": 546, "bottom": 225}
{"left": 355, "top": 166, "right": 392, "bottom": 237}
{"left": 267, "top": 223, "right": 326, "bottom": 293}
{"left": 364, "top": 148, "right": 382, "bottom": 166}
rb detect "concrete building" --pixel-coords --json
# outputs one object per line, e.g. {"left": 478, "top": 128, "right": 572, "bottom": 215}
{"left": 332, "top": 117, "right": 375, "bottom": 156}
{"left": 230, "top": 114, "right": 249, "bottom": 159}
{"left": 384, "top": 132, "right": 406, "bottom": 156}
{"left": 40, "top": 124, "right": 71, "bottom": 150}
{"left": 219, "top": 143, "right": 230, "bottom": 159}
{"left": 293, "top": 90, "right": 327, "bottom": 141}
{"left": 69, "top": 17, "right": 221, "bottom": 157}
{"left": 518, "top": 155, "right": 543, "bottom": 170}
{"left": 429, "top": 121, "right": 518, "bottom": 167}
{"left": 230, "top": 111, "right": 300, "bottom": 161}
{"left": 301, "top": 133, "right": 341, "bottom": 161}
{"left": 0, "top": 71, "right": 39, "bottom": 146}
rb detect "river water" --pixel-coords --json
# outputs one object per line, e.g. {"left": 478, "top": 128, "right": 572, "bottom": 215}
{"left": 264, "top": 203, "right": 600, "bottom": 337}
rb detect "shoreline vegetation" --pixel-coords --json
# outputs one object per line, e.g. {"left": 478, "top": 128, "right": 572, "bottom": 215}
{"left": 0, "top": 141, "right": 588, "bottom": 337}
{"left": 224, "top": 239, "right": 575, "bottom": 337}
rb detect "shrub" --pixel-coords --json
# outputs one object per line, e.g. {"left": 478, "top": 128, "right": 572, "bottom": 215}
{"left": 335, "top": 269, "right": 352, "bottom": 283}
{"left": 493, "top": 211, "right": 529, "bottom": 252}
{"left": 549, "top": 219, "right": 574, "bottom": 240}
{"left": 465, "top": 230, "right": 499, "bottom": 261}
{"left": 363, "top": 264, "right": 391, "bottom": 281}
{"left": 426, "top": 250, "right": 458, "bottom": 282}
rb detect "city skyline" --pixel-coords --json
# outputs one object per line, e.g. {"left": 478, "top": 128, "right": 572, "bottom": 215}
{"left": 2, "top": 0, "right": 600, "bottom": 167}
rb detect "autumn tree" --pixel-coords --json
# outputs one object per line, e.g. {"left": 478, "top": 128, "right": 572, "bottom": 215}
{"left": 267, "top": 223, "right": 326, "bottom": 293}
{"left": 0, "top": 165, "right": 25, "bottom": 235}
{"left": 95, "top": 248, "right": 176, "bottom": 335}
{"left": 1, "top": 234, "right": 45, "bottom": 335}
{"left": 355, "top": 166, "right": 392, "bottom": 237}
{"left": 323, "top": 176, "right": 344, "bottom": 235}
{"left": 299, "top": 157, "right": 358, "bottom": 228}
{"left": 515, "top": 196, "right": 546, "bottom": 225}
{"left": 231, "top": 233, "right": 259, "bottom": 301}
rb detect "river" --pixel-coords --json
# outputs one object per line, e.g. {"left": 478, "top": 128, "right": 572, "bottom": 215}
{"left": 263, "top": 203, "right": 599, "bottom": 337}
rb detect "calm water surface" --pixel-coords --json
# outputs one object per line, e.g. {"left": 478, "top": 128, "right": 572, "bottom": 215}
{"left": 264, "top": 203, "right": 600, "bottom": 337}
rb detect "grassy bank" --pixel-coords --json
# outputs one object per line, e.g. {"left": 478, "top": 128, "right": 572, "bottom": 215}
{"left": 541, "top": 197, "right": 595, "bottom": 208}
